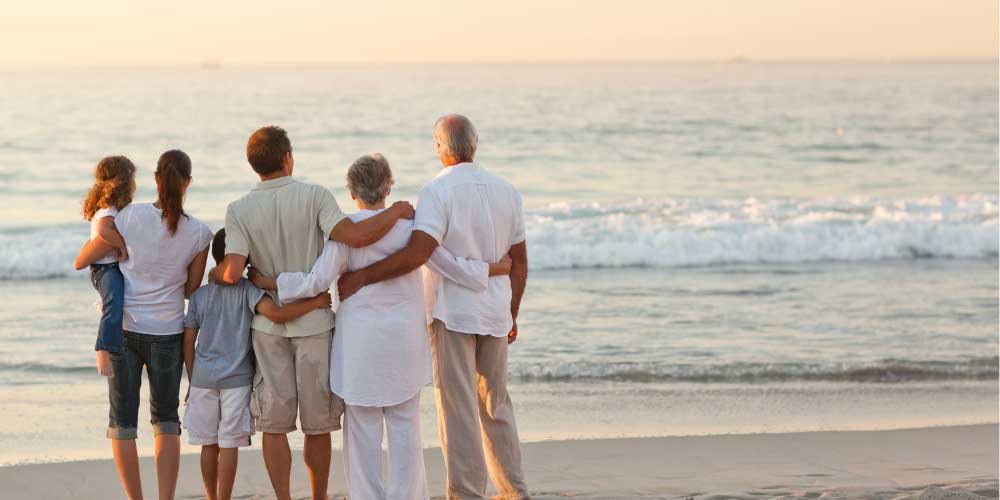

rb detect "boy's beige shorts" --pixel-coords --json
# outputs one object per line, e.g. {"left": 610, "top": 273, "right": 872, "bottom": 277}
{"left": 250, "top": 329, "right": 344, "bottom": 434}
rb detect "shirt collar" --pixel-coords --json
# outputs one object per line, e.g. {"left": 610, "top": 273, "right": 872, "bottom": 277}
{"left": 254, "top": 176, "right": 297, "bottom": 191}
{"left": 435, "top": 161, "right": 482, "bottom": 179}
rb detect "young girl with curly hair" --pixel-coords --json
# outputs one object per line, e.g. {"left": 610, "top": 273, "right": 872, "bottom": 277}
{"left": 73, "top": 156, "right": 136, "bottom": 377}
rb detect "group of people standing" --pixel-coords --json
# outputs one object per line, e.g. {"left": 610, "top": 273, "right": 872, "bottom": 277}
{"left": 73, "top": 115, "right": 531, "bottom": 500}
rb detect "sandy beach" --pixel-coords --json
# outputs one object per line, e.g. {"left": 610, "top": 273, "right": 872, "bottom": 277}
{"left": 1, "top": 424, "right": 995, "bottom": 500}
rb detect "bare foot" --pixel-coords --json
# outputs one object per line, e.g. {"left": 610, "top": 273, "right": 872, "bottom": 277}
{"left": 97, "top": 351, "right": 114, "bottom": 377}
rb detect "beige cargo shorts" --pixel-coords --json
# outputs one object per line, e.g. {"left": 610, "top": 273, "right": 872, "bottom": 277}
{"left": 250, "top": 329, "right": 344, "bottom": 434}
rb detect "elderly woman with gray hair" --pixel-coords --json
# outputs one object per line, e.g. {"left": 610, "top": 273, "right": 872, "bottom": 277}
{"left": 249, "top": 153, "right": 511, "bottom": 500}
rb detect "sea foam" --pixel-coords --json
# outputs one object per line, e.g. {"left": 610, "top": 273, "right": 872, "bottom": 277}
{"left": 1, "top": 194, "right": 996, "bottom": 280}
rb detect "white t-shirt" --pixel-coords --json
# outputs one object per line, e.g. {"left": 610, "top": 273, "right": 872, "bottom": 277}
{"left": 89, "top": 207, "right": 120, "bottom": 265}
{"left": 115, "top": 203, "right": 213, "bottom": 335}
{"left": 412, "top": 162, "right": 526, "bottom": 337}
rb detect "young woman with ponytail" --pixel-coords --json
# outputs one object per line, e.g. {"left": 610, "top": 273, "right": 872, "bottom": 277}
{"left": 81, "top": 149, "right": 214, "bottom": 500}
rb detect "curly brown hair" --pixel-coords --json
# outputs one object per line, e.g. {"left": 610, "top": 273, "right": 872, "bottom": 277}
{"left": 82, "top": 156, "right": 136, "bottom": 221}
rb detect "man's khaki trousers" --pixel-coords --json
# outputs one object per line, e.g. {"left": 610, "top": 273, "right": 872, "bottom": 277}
{"left": 430, "top": 320, "right": 530, "bottom": 500}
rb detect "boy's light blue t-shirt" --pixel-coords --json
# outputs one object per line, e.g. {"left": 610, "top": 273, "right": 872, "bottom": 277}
{"left": 183, "top": 279, "right": 265, "bottom": 389}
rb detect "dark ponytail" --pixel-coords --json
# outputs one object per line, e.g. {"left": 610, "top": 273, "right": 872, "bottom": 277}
{"left": 155, "top": 150, "right": 192, "bottom": 235}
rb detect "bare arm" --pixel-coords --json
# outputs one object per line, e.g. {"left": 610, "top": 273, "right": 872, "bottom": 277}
{"left": 508, "top": 241, "right": 528, "bottom": 344}
{"left": 208, "top": 253, "right": 248, "bottom": 286}
{"left": 489, "top": 256, "right": 513, "bottom": 276}
{"left": 255, "top": 293, "right": 332, "bottom": 324}
{"left": 182, "top": 327, "right": 198, "bottom": 382}
{"left": 185, "top": 247, "right": 210, "bottom": 298}
{"left": 73, "top": 237, "right": 115, "bottom": 270}
{"left": 337, "top": 230, "right": 439, "bottom": 299}
{"left": 248, "top": 269, "right": 277, "bottom": 291}
{"left": 508, "top": 241, "right": 528, "bottom": 321}
{"left": 329, "top": 201, "right": 414, "bottom": 248}
{"left": 95, "top": 217, "right": 128, "bottom": 260}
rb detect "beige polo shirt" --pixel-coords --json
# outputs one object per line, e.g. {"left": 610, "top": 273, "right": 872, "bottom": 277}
{"left": 224, "top": 176, "right": 347, "bottom": 337}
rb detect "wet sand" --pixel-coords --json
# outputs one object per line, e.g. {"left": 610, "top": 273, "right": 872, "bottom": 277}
{"left": 0, "top": 424, "right": 996, "bottom": 499}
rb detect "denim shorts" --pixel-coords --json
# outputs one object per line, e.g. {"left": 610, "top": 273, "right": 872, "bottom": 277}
{"left": 89, "top": 263, "right": 124, "bottom": 353}
{"left": 107, "top": 331, "right": 184, "bottom": 439}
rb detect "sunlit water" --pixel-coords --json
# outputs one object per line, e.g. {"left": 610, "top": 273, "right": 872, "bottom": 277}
{"left": 0, "top": 62, "right": 997, "bottom": 464}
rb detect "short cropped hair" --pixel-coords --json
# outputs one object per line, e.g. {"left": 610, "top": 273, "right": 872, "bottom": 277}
{"left": 434, "top": 114, "right": 478, "bottom": 162}
{"left": 246, "top": 126, "right": 291, "bottom": 176}
{"left": 211, "top": 228, "right": 227, "bottom": 265}
{"left": 346, "top": 154, "right": 394, "bottom": 205}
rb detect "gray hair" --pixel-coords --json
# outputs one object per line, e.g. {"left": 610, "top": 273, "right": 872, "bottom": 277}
{"left": 346, "top": 153, "right": 394, "bottom": 205}
{"left": 434, "top": 114, "right": 478, "bottom": 162}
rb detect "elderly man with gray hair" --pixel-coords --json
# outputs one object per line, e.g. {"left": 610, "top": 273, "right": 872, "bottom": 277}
{"left": 250, "top": 152, "right": 513, "bottom": 500}
{"left": 338, "top": 115, "right": 531, "bottom": 500}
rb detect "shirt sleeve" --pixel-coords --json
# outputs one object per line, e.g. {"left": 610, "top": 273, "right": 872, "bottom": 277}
{"left": 95, "top": 207, "right": 118, "bottom": 220}
{"left": 183, "top": 292, "right": 201, "bottom": 329}
{"left": 199, "top": 222, "right": 214, "bottom": 252}
{"left": 276, "top": 240, "right": 348, "bottom": 302}
{"left": 224, "top": 204, "right": 250, "bottom": 257}
{"left": 317, "top": 187, "right": 348, "bottom": 238}
{"left": 425, "top": 246, "right": 489, "bottom": 291}
{"left": 511, "top": 190, "right": 526, "bottom": 245}
{"left": 412, "top": 185, "right": 447, "bottom": 244}
{"left": 243, "top": 280, "right": 267, "bottom": 315}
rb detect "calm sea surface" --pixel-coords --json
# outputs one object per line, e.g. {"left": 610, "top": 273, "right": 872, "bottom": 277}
{"left": 0, "top": 62, "right": 997, "bottom": 464}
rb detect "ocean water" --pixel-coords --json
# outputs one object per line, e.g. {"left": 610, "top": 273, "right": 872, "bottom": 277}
{"left": 0, "top": 62, "right": 997, "bottom": 465}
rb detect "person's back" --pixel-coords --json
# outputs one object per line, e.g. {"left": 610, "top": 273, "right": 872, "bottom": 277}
{"left": 117, "top": 202, "right": 213, "bottom": 334}
{"left": 416, "top": 162, "right": 525, "bottom": 336}
{"left": 225, "top": 178, "right": 341, "bottom": 336}
{"left": 185, "top": 280, "right": 260, "bottom": 390}
{"left": 330, "top": 116, "right": 530, "bottom": 500}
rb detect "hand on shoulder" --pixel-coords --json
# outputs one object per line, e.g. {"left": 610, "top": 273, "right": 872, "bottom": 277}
{"left": 390, "top": 200, "right": 415, "bottom": 220}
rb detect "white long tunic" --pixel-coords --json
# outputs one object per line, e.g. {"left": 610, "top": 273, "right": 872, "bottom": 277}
{"left": 277, "top": 209, "right": 490, "bottom": 407}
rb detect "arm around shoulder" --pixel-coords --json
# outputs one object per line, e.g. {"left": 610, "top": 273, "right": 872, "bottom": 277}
{"left": 255, "top": 293, "right": 332, "bottom": 324}
{"left": 329, "top": 201, "right": 414, "bottom": 248}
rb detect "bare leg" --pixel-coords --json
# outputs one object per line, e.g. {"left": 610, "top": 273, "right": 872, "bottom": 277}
{"left": 154, "top": 434, "right": 181, "bottom": 500}
{"left": 262, "top": 432, "right": 293, "bottom": 500}
{"left": 111, "top": 438, "right": 144, "bottom": 500}
{"left": 200, "top": 445, "right": 220, "bottom": 500}
{"left": 217, "top": 447, "right": 239, "bottom": 500}
{"left": 304, "top": 432, "right": 332, "bottom": 500}
{"left": 97, "top": 350, "right": 114, "bottom": 377}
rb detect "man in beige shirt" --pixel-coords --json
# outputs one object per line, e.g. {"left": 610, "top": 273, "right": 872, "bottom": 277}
{"left": 209, "top": 126, "right": 413, "bottom": 500}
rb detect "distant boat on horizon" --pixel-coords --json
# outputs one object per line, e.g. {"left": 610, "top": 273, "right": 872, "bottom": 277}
{"left": 200, "top": 62, "right": 222, "bottom": 70}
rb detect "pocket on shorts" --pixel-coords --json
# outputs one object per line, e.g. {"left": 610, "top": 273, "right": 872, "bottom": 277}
{"left": 243, "top": 402, "right": 255, "bottom": 435}
{"left": 249, "top": 374, "right": 264, "bottom": 421}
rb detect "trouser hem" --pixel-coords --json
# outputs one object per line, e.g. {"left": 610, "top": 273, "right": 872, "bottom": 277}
{"left": 107, "top": 427, "right": 138, "bottom": 440}
{"left": 152, "top": 422, "right": 181, "bottom": 436}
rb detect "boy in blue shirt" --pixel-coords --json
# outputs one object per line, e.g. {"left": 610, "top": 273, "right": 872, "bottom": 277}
{"left": 183, "top": 228, "right": 331, "bottom": 500}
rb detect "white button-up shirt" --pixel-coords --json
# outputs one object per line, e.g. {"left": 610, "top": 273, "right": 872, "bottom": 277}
{"left": 276, "top": 209, "right": 490, "bottom": 407}
{"left": 413, "top": 162, "right": 526, "bottom": 337}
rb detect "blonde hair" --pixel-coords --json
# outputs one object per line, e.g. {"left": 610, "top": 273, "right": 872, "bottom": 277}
{"left": 81, "top": 156, "right": 136, "bottom": 221}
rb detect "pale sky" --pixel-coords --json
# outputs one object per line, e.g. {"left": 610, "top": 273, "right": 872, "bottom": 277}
{"left": 0, "top": 0, "right": 996, "bottom": 67}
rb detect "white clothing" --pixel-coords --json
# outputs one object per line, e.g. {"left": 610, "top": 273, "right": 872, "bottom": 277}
{"left": 115, "top": 203, "right": 213, "bottom": 335}
{"left": 412, "top": 162, "right": 526, "bottom": 337}
{"left": 183, "top": 385, "right": 254, "bottom": 448}
{"left": 343, "top": 393, "right": 428, "bottom": 500}
{"left": 90, "top": 207, "right": 120, "bottom": 264}
{"left": 276, "top": 209, "right": 489, "bottom": 407}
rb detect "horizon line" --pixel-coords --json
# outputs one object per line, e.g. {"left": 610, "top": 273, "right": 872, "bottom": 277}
{"left": 1, "top": 57, "right": 996, "bottom": 71}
